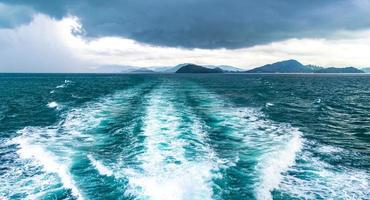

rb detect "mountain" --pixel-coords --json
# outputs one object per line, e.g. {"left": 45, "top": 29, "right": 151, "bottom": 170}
{"left": 128, "top": 68, "right": 155, "bottom": 73}
{"left": 175, "top": 64, "right": 223, "bottom": 73}
{"left": 306, "top": 64, "right": 324, "bottom": 71}
{"left": 314, "top": 67, "right": 364, "bottom": 73}
{"left": 91, "top": 65, "right": 140, "bottom": 73}
{"left": 163, "top": 64, "right": 189, "bottom": 73}
{"left": 150, "top": 64, "right": 243, "bottom": 73}
{"left": 205, "top": 65, "right": 243, "bottom": 72}
{"left": 246, "top": 59, "right": 313, "bottom": 73}
{"left": 361, "top": 68, "right": 370, "bottom": 73}
{"left": 149, "top": 64, "right": 191, "bottom": 73}
{"left": 245, "top": 59, "right": 364, "bottom": 73}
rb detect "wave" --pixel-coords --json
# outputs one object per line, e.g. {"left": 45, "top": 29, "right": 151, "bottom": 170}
{"left": 254, "top": 130, "right": 302, "bottom": 200}
{"left": 265, "top": 102, "right": 274, "bottom": 107}
{"left": 87, "top": 155, "right": 113, "bottom": 177}
{"left": 5, "top": 78, "right": 364, "bottom": 199}
{"left": 47, "top": 101, "right": 59, "bottom": 109}
{"left": 56, "top": 80, "right": 73, "bottom": 89}
{"left": 277, "top": 147, "right": 370, "bottom": 199}
{"left": 11, "top": 127, "right": 84, "bottom": 200}
{"left": 184, "top": 86, "right": 304, "bottom": 199}
{"left": 4, "top": 86, "right": 147, "bottom": 199}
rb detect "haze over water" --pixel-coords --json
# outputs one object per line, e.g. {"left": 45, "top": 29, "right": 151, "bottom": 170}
{"left": 0, "top": 73, "right": 369, "bottom": 200}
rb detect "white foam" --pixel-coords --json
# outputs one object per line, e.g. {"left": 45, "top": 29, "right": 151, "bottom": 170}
{"left": 124, "top": 90, "right": 217, "bottom": 200}
{"left": 266, "top": 102, "right": 274, "bottom": 107}
{"left": 4, "top": 87, "right": 144, "bottom": 199}
{"left": 317, "top": 145, "right": 342, "bottom": 154}
{"left": 12, "top": 132, "right": 84, "bottom": 200}
{"left": 278, "top": 151, "right": 370, "bottom": 199}
{"left": 47, "top": 101, "right": 59, "bottom": 108}
{"left": 56, "top": 80, "right": 73, "bottom": 88}
{"left": 56, "top": 84, "right": 66, "bottom": 88}
{"left": 255, "top": 131, "right": 303, "bottom": 200}
{"left": 87, "top": 155, "right": 113, "bottom": 177}
{"left": 187, "top": 88, "right": 304, "bottom": 200}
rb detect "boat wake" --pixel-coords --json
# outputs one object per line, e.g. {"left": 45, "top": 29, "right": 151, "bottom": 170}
{"left": 3, "top": 85, "right": 149, "bottom": 199}
{"left": 184, "top": 86, "right": 303, "bottom": 199}
{"left": 2, "top": 78, "right": 365, "bottom": 200}
{"left": 123, "top": 87, "right": 220, "bottom": 200}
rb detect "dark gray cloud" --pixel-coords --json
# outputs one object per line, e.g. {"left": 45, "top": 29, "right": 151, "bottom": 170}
{"left": 1, "top": 0, "right": 370, "bottom": 49}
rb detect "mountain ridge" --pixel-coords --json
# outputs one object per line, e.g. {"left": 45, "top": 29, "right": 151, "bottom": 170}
{"left": 245, "top": 60, "right": 364, "bottom": 73}
{"left": 175, "top": 64, "right": 223, "bottom": 73}
{"left": 118, "top": 59, "right": 365, "bottom": 74}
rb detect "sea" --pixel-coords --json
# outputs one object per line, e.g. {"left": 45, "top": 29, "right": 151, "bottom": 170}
{"left": 0, "top": 73, "right": 369, "bottom": 200}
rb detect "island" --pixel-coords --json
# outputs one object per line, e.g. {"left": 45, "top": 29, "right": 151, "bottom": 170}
{"left": 244, "top": 60, "right": 364, "bottom": 73}
{"left": 175, "top": 64, "right": 223, "bottom": 73}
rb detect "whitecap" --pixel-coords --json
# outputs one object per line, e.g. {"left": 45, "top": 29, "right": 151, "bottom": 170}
{"left": 56, "top": 80, "right": 73, "bottom": 89}
{"left": 47, "top": 101, "right": 59, "bottom": 108}
{"left": 87, "top": 155, "right": 113, "bottom": 177}
{"left": 317, "top": 145, "right": 342, "bottom": 154}
{"left": 56, "top": 84, "right": 66, "bottom": 89}
{"left": 266, "top": 102, "right": 274, "bottom": 107}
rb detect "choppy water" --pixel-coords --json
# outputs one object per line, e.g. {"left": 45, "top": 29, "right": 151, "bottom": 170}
{"left": 0, "top": 74, "right": 369, "bottom": 200}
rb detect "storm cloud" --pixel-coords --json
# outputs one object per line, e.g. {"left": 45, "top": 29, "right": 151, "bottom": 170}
{"left": 1, "top": 0, "right": 370, "bottom": 49}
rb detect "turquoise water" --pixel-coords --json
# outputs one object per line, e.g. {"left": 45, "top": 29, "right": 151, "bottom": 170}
{"left": 0, "top": 74, "right": 369, "bottom": 200}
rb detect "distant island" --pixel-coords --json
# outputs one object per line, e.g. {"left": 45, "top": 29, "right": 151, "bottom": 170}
{"left": 360, "top": 67, "right": 370, "bottom": 73}
{"left": 121, "top": 59, "right": 365, "bottom": 74}
{"left": 244, "top": 59, "right": 364, "bottom": 74}
{"left": 176, "top": 64, "right": 223, "bottom": 73}
{"left": 129, "top": 68, "right": 155, "bottom": 73}
{"left": 246, "top": 60, "right": 313, "bottom": 73}
{"left": 174, "top": 59, "right": 364, "bottom": 74}
{"left": 314, "top": 67, "right": 364, "bottom": 73}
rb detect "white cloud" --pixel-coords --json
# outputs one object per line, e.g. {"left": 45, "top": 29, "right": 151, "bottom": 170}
{"left": 0, "top": 14, "right": 370, "bottom": 72}
{"left": 0, "top": 14, "right": 91, "bottom": 72}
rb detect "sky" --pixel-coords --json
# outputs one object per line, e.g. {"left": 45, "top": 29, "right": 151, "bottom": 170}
{"left": 0, "top": 0, "right": 370, "bottom": 72}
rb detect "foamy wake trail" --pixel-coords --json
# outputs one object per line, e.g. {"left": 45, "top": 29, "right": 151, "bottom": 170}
{"left": 233, "top": 109, "right": 303, "bottom": 200}
{"left": 6, "top": 87, "right": 143, "bottom": 199}
{"left": 197, "top": 89, "right": 367, "bottom": 200}
{"left": 188, "top": 88, "right": 303, "bottom": 200}
{"left": 254, "top": 131, "right": 302, "bottom": 200}
{"left": 11, "top": 128, "right": 83, "bottom": 200}
{"left": 124, "top": 89, "right": 219, "bottom": 200}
